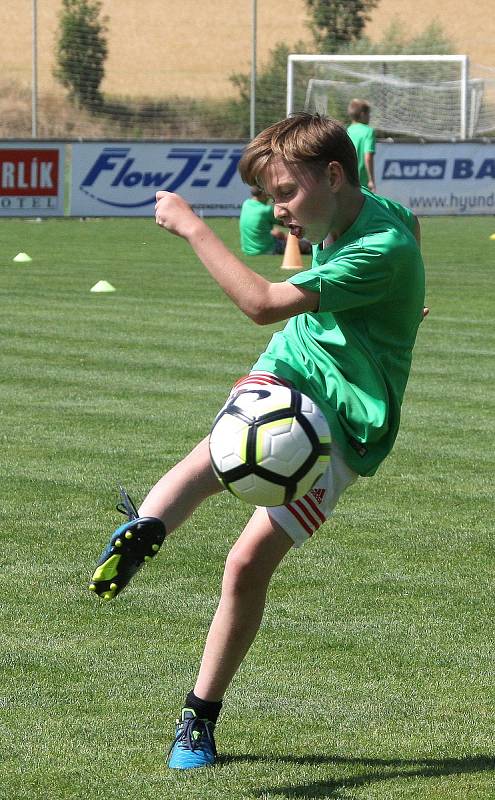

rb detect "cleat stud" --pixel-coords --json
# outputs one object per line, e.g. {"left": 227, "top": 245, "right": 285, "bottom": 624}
{"left": 103, "top": 592, "right": 113, "bottom": 601}
{"left": 144, "top": 555, "right": 151, "bottom": 562}
{"left": 125, "top": 531, "right": 133, "bottom": 540}
{"left": 89, "top": 583, "right": 96, "bottom": 592}
{"left": 152, "top": 544, "right": 160, "bottom": 552}
{"left": 109, "top": 583, "right": 118, "bottom": 591}
{"left": 114, "top": 539, "right": 122, "bottom": 548}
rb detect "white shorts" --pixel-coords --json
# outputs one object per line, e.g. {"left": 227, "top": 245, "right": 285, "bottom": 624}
{"left": 228, "top": 372, "right": 359, "bottom": 548}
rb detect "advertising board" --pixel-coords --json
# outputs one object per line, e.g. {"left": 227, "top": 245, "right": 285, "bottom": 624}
{"left": 71, "top": 143, "right": 247, "bottom": 216}
{"left": 376, "top": 142, "right": 495, "bottom": 216}
{"left": 4, "top": 140, "right": 490, "bottom": 218}
{"left": 0, "top": 144, "right": 65, "bottom": 216}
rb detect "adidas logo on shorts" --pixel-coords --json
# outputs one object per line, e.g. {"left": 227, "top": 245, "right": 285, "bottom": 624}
{"left": 310, "top": 488, "right": 326, "bottom": 504}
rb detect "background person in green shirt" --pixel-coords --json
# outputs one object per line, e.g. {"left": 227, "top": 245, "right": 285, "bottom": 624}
{"left": 90, "top": 112, "right": 425, "bottom": 770}
{"left": 347, "top": 98, "right": 376, "bottom": 192}
{"left": 240, "top": 185, "right": 311, "bottom": 255}
{"left": 239, "top": 185, "right": 288, "bottom": 254}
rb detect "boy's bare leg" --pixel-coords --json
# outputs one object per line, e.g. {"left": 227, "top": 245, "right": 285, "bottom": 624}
{"left": 193, "top": 507, "right": 293, "bottom": 702}
{"left": 138, "top": 435, "right": 223, "bottom": 532}
{"left": 168, "top": 511, "right": 293, "bottom": 768}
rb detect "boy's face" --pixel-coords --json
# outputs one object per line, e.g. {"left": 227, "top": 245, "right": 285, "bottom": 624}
{"left": 261, "top": 157, "right": 339, "bottom": 244}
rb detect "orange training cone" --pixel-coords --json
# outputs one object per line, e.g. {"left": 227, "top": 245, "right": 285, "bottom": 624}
{"left": 281, "top": 232, "right": 303, "bottom": 270}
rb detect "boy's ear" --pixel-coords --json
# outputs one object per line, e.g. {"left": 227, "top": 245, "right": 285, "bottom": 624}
{"left": 327, "top": 161, "right": 345, "bottom": 191}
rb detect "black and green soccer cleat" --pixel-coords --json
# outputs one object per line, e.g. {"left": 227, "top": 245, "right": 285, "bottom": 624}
{"left": 89, "top": 487, "right": 166, "bottom": 600}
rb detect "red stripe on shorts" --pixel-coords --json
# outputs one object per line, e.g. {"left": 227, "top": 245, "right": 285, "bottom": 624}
{"left": 286, "top": 503, "right": 314, "bottom": 537}
{"left": 294, "top": 498, "right": 321, "bottom": 530}
{"left": 234, "top": 372, "right": 291, "bottom": 389}
{"left": 238, "top": 378, "right": 277, "bottom": 388}
{"left": 302, "top": 493, "right": 326, "bottom": 524}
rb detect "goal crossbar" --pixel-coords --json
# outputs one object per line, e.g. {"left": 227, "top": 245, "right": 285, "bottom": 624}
{"left": 287, "top": 54, "right": 470, "bottom": 139}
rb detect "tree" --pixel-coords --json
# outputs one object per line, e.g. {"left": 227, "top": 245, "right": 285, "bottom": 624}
{"left": 345, "top": 20, "right": 454, "bottom": 57}
{"left": 305, "top": 0, "right": 379, "bottom": 53}
{"left": 54, "top": 0, "right": 108, "bottom": 111}
{"left": 341, "top": 20, "right": 456, "bottom": 82}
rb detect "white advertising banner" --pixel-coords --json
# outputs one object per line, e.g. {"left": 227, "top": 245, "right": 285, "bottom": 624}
{"left": 71, "top": 142, "right": 247, "bottom": 216}
{"left": 0, "top": 143, "right": 65, "bottom": 216}
{"left": 376, "top": 142, "right": 495, "bottom": 215}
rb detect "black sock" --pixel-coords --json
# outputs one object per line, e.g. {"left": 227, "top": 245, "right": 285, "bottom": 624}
{"left": 185, "top": 690, "right": 223, "bottom": 725}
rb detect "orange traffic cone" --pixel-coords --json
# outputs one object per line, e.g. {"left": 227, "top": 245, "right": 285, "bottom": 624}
{"left": 281, "top": 232, "right": 303, "bottom": 270}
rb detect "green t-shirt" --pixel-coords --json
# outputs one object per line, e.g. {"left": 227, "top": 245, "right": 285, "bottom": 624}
{"left": 240, "top": 197, "right": 277, "bottom": 255}
{"left": 252, "top": 189, "right": 425, "bottom": 476}
{"left": 347, "top": 122, "right": 376, "bottom": 187}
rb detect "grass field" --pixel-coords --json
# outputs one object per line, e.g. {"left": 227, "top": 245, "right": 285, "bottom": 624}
{"left": 1, "top": 214, "right": 494, "bottom": 800}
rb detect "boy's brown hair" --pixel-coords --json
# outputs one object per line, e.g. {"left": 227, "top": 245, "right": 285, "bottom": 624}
{"left": 239, "top": 112, "right": 359, "bottom": 188}
{"left": 347, "top": 98, "right": 371, "bottom": 122}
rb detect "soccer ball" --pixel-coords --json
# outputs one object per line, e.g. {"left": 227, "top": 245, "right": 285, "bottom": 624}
{"left": 209, "top": 384, "right": 331, "bottom": 506}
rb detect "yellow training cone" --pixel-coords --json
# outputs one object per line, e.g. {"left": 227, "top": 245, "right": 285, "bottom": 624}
{"left": 281, "top": 232, "right": 303, "bottom": 270}
{"left": 13, "top": 252, "right": 32, "bottom": 263}
{"left": 90, "top": 280, "right": 116, "bottom": 293}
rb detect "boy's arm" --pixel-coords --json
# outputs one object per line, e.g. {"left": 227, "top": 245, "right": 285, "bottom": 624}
{"left": 365, "top": 127, "right": 376, "bottom": 192}
{"left": 412, "top": 216, "right": 429, "bottom": 319}
{"left": 364, "top": 152, "right": 376, "bottom": 193}
{"left": 413, "top": 215, "right": 421, "bottom": 247}
{"left": 155, "top": 191, "right": 318, "bottom": 324}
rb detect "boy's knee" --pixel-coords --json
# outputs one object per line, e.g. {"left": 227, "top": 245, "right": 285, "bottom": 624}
{"left": 223, "top": 543, "right": 262, "bottom": 594}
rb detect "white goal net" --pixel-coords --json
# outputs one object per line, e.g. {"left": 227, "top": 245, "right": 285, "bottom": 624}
{"left": 287, "top": 55, "right": 495, "bottom": 140}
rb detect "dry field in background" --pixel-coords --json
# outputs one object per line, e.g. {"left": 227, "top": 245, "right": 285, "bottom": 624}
{"left": 2, "top": 0, "right": 494, "bottom": 98}
{"left": 1, "top": 0, "right": 494, "bottom": 138}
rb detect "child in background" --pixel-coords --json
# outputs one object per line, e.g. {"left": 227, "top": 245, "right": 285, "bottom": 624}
{"left": 347, "top": 98, "right": 376, "bottom": 192}
{"left": 239, "top": 185, "right": 287, "bottom": 254}
{"left": 240, "top": 185, "right": 311, "bottom": 255}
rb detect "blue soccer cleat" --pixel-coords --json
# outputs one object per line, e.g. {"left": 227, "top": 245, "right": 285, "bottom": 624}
{"left": 167, "top": 708, "right": 218, "bottom": 769}
{"left": 89, "top": 487, "right": 166, "bottom": 600}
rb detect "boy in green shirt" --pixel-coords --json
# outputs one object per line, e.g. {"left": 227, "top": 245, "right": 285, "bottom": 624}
{"left": 89, "top": 113, "right": 425, "bottom": 770}
{"left": 239, "top": 185, "right": 287, "bottom": 255}
{"left": 240, "top": 185, "right": 311, "bottom": 255}
{"left": 347, "top": 98, "right": 376, "bottom": 192}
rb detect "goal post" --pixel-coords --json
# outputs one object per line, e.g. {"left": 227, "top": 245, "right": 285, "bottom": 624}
{"left": 287, "top": 54, "right": 470, "bottom": 140}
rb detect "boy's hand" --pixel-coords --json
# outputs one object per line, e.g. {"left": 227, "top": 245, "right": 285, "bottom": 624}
{"left": 155, "top": 191, "right": 202, "bottom": 239}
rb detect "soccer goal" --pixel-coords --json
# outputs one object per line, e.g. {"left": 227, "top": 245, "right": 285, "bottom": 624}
{"left": 287, "top": 54, "right": 478, "bottom": 140}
